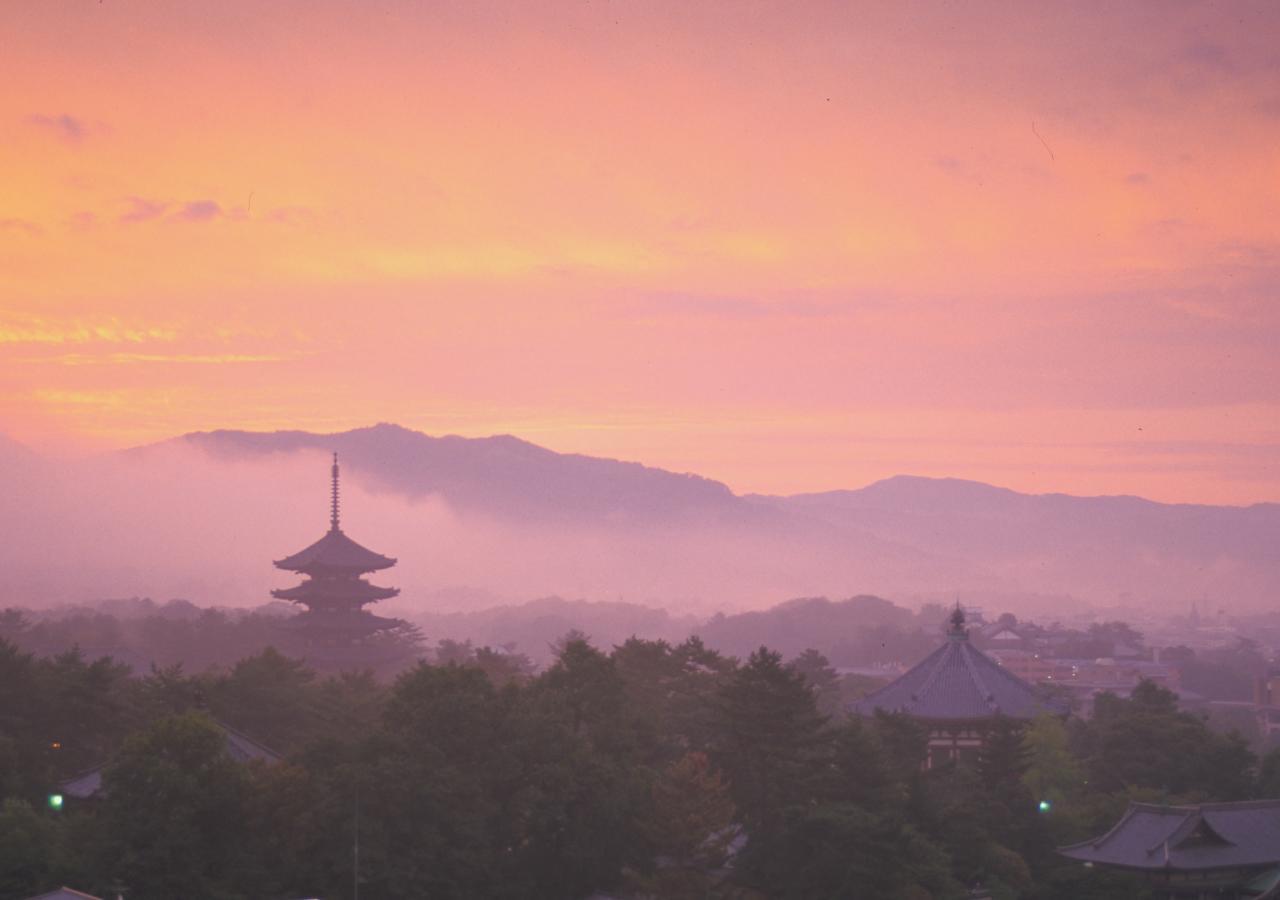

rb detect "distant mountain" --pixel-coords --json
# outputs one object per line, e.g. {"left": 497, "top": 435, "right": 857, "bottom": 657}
{"left": 82, "top": 424, "right": 1280, "bottom": 612}
{"left": 749, "top": 475, "right": 1280, "bottom": 612}
{"left": 170, "top": 423, "right": 739, "bottom": 522}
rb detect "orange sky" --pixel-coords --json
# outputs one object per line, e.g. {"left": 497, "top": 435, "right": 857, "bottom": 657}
{"left": 2, "top": 1, "right": 1278, "bottom": 503}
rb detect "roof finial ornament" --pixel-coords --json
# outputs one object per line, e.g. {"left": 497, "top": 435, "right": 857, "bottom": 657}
{"left": 948, "top": 600, "right": 967, "bottom": 639}
{"left": 330, "top": 452, "right": 340, "bottom": 532}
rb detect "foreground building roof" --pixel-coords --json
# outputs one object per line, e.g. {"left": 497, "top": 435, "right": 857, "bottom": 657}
{"left": 852, "top": 607, "right": 1063, "bottom": 721}
{"left": 1060, "top": 800, "right": 1280, "bottom": 871}
{"left": 61, "top": 719, "right": 281, "bottom": 799}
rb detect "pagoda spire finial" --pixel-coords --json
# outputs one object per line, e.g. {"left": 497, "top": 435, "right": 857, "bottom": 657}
{"left": 330, "top": 452, "right": 340, "bottom": 531}
{"left": 948, "top": 600, "right": 967, "bottom": 640}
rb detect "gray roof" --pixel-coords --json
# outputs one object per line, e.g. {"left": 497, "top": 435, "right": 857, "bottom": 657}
{"left": 1060, "top": 801, "right": 1280, "bottom": 871}
{"left": 274, "top": 527, "right": 396, "bottom": 574}
{"left": 851, "top": 623, "right": 1060, "bottom": 721}
{"left": 22, "top": 889, "right": 102, "bottom": 900}
{"left": 61, "top": 720, "right": 281, "bottom": 799}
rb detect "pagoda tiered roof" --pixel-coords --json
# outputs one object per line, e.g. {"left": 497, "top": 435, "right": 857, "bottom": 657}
{"left": 1059, "top": 800, "right": 1280, "bottom": 872}
{"left": 852, "top": 607, "right": 1063, "bottom": 722}
{"left": 279, "top": 608, "right": 402, "bottom": 637}
{"left": 273, "top": 527, "right": 396, "bottom": 574}
{"left": 272, "top": 577, "right": 399, "bottom": 604}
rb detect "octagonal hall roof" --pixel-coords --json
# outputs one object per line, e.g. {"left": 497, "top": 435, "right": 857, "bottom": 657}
{"left": 273, "top": 453, "right": 396, "bottom": 574}
{"left": 852, "top": 607, "right": 1063, "bottom": 722}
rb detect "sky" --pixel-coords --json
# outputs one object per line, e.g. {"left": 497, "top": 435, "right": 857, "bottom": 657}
{"left": 2, "top": 1, "right": 1278, "bottom": 504}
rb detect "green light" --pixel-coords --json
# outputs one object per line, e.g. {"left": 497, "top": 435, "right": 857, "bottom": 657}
{"left": 1038, "top": 800, "right": 1051, "bottom": 813}
{"left": 47, "top": 793, "right": 64, "bottom": 810}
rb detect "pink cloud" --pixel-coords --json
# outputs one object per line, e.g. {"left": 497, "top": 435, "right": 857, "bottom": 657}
{"left": 173, "top": 200, "right": 223, "bottom": 222}
{"left": 119, "top": 197, "right": 169, "bottom": 223}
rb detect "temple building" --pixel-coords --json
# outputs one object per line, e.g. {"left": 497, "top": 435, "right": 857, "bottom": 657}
{"left": 852, "top": 606, "right": 1065, "bottom": 767}
{"left": 61, "top": 720, "right": 280, "bottom": 800}
{"left": 1059, "top": 800, "right": 1280, "bottom": 899}
{"left": 272, "top": 454, "right": 410, "bottom": 667}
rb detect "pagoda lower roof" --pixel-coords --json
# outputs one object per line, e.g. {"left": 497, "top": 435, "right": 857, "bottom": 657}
{"left": 1059, "top": 801, "right": 1280, "bottom": 871}
{"left": 272, "top": 578, "right": 399, "bottom": 603}
{"left": 274, "top": 527, "right": 396, "bottom": 574}
{"left": 280, "top": 609, "right": 401, "bottom": 635}
{"left": 852, "top": 633, "right": 1064, "bottom": 721}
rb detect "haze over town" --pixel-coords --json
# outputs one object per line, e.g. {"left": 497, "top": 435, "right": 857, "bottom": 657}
{"left": 4, "top": 3, "right": 1280, "bottom": 899}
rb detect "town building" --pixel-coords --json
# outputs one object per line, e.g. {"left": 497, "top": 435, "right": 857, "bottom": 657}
{"left": 851, "top": 606, "right": 1065, "bottom": 767}
{"left": 21, "top": 889, "right": 104, "bottom": 900}
{"left": 60, "top": 719, "right": 280, "bottom": 800}
{"left": 1059, "top": 800, "right": 1280, "bottom": 899}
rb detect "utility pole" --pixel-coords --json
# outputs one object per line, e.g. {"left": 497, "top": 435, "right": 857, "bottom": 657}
{"left": 353, "top": 785, "right": 360, "bottom": 900}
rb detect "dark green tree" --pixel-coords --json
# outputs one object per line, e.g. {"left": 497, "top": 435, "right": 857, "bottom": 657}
{"left": 708, "top": 647, "right": 829, "bottom": 832}
{"left": 97, "top": 712, "right": 252, "bottom": 899}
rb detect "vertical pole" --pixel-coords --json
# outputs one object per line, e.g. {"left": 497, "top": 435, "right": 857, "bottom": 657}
{"left": 331, "top": 452, "right": 341, "bottom": 531}
{"left": 353, "top": 784, "right": 360, "bottom": 900}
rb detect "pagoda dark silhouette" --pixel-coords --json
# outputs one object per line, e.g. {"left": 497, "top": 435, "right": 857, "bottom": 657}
{"left": 272, "top": 454, "right": 410, "bottom": 667}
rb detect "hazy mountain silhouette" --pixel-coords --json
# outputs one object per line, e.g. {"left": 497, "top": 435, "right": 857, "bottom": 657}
{"left": 172, "top": 423, "right": 739, "bottom": 522}
{"left": 149, "top": 424, "right": 1280, "bottom": 611}
{"left": 4, "top": 424, "right": 1275, "bottom": 612}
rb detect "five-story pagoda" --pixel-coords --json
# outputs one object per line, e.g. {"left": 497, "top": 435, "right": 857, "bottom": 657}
{"left": 272, "top": 453, "right": 403, "bottom": 652}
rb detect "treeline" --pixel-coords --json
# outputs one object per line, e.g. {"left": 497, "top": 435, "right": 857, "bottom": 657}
{"left": 0, "top": 594, "right": 946, "bottom": 673}
{"left": 3, "top": 636, "right": 1279, "bottom": 900}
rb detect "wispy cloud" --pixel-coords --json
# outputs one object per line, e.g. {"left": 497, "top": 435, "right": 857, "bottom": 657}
{"left": 0, "top": 218, "right": 42, "bottom": 236}
{"left": 174, "top": 200, "right": 223, "bottom": 222}
{"left": 119, "top": 197, "right": 169, "bottom": 224}
{"left": 118, "top": 197, "right": 225, "bottom": 224}
{"left": 0, "top": 315, "right": 177, "bottom": 346}
{"left": 30, "top": 352, "right": 292, "bottom": 366}
{"left": 25, "top": 113, "right": 100, "bottom": 144}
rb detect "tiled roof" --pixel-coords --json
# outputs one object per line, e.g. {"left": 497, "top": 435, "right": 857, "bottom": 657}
{"left": 61, "top": 720, "right": 281, "bottom": 799}
{"left": 1059, "top": 801, "right": 1280, "bottom": 871}
{"left": 22, "top": 889, "right": 103, "bottom": 900}
{"left": 851, "top": 627, "right": 1061, "bottom": 721}
{"left": 274, "top": 527, "right": 396, "bottom": 574}
{"left": 271, "top": 577, "right": 399, "bottom": 603}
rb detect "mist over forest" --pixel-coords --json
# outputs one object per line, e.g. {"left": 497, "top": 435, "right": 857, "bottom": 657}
{"left": 0, "top": 424, "right": 1275, "bottom": 618}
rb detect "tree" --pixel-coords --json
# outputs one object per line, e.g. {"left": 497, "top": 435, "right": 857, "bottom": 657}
{"left": 623, "top": 752, "right": 738, "bottom": 899}
{"left": 0, "top": 798, "right": 64, "bottom": 898}
{"left": 708, "top": 648, "right": 829, "bottom": 832}
{"left": 1259, "top": 747, "right": 1280, "bottom": 799}
{"left": 97, "top": 712, "right": 252, "bottom": 899}
{"left": 209, "top": 646, "right": 317, "bottom": 752}
{"left": 787, "top": 649, "right": 843, "bottom": 717}
{"left": 1082, "top": 681, "right": 1256, "bottom": 800}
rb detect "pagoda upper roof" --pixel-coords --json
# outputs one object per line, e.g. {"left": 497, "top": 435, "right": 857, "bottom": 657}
{"left": 1059, "top": 800, "right": 1280, "bottom": 871}
{"left": 274, "top": 527, "right": 396, "bottom": 574}
{"left": 272, "top": 577, "right": 399, "bottom": 603}
{"left": 852, "top": 610, "right": 1062, "bottom": 721}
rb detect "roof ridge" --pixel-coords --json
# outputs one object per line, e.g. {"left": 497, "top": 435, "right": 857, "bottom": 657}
{"left": 1130, "top": 802, "right": 1203, "bottom": 814}
{"left": 1059, "top": 804, "right": 1149, "bottom": 851}
{"left": 214, "top": 719, "right": 283, "bottom": 762}
{"left": 906, "top": 640, "right": 955, "bottom": 705}
{"left": 958, "top": 642, "right": 999, "bottom": 712}
{"left": 1200, "top": 799, "right": 1280, "bottom": 811}
{"left": 1147, "top": 811, "right": 1211, "bottom": 856}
